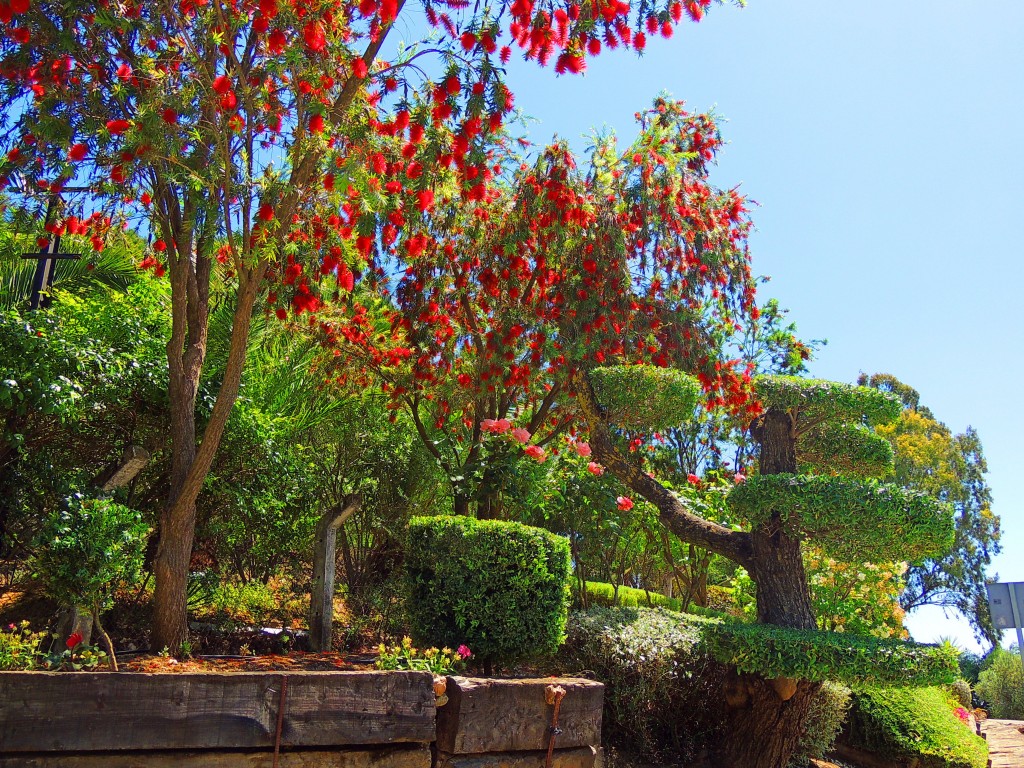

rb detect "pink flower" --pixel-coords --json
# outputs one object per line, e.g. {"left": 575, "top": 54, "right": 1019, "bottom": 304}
{"left": 457, "top": 644, "right": 472, "bottom": 660}
{"left": 481, "top": 419, "right": 498, "bottom": 432}
{"left": 687, "top": 473, "right": 700, "bottom": 485}
{"left": 524, "top": 445, "right": 547, "bottom": 463}
{"left": 493, "top": 418, "right": 512, "bottom": 433}
{"left": 733, "top": 473, "right": 747, "bottom": 484}
{"left": 587, "top": 462, "right": 604, "bottom": 476}
{"left": 511, "top": 427, "right": 531, "bottom": 443}
{"left": 573, "top": 441, "right": 592, "bottom": 457}
{"left": 616, "top": 496, "right": 634, "bottom": 511}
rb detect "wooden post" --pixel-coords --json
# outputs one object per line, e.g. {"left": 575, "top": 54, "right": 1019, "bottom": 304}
{"left": 309, "top": 494, "right": 360, "bottom": 652}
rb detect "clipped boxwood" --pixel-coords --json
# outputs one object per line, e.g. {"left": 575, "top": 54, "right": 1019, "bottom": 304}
{"left": 406, "top": 516, "right": 572, "bottom": 664}
{"left": 589, "top": 365, "right": 700, "bottom": 431}
{"left": 799, "top": 422, "right": 895, "bottom": 478}
{"left": 727, "top": 474, "right": 954, "bottom": 562}
{"left": 754, "top": 375, "right": 902, "bottom": 426}
{"left": 846, "top": 686, "right": 988, "bottom": 768}
{"left": 703, "top": 621, "right": 960, "bottom": 688}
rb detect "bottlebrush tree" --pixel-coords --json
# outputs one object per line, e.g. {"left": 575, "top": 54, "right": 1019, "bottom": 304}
{"left": 574, "top": 372, "right": 955, "bottom": 768}
{"left": 320, "top": 99, "right": 760, "bottom": 517}
{"left": 0, "top": 0, "right": 728, "bottom": 651}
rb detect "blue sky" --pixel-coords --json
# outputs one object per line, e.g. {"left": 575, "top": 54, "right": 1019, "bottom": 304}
{"left": 499, "top": 0, "right": 1023, "bottom": 651}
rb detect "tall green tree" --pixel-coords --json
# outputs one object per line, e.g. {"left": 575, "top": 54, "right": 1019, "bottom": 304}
{"left": 859, "top": 373, "right": 1001, "bottom": 643}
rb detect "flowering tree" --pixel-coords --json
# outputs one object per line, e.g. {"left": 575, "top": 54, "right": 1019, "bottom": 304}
{"left": 0, "top": 0, "right": 728, "bottom": 650}
{"left": 323, "top": 98, "right": 758, "bottom": 517}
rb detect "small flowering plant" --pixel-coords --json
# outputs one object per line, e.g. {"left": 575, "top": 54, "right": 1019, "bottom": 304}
{"left": 0, "top": 621, "right": 47, "bottom": 670}
{"left": 40, "top": 631, "right": 110, "bottom": 672}
{"left": 375, "top": 636, "right": 471, "bottom": 675}
{"left": 954, "top": 706, "right": 971, "bottom": 725}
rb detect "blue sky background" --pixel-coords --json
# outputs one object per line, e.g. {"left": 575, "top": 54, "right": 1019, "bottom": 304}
{"left": 498, "top": 0, "right": 1022, "bottom": 651}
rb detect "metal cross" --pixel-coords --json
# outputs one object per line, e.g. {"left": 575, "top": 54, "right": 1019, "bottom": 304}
{"left": 19, "top": 193, "right": 81, "bottom": 310}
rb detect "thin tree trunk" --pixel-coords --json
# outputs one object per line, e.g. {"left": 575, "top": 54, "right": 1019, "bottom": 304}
{"left": 309, "top": 495, "right": 361, "bottom": 652}
{"left": 92, "top": 606, "right": 118, "bottom": 672}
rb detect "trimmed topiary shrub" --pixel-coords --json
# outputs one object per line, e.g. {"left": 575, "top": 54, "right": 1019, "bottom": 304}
{"left": 846, "top": 686, "right": 988, "bottom": 768}
{"left": 703, "top": 621, "right": 960, "bottom": 688}
{"left": 588, "top": 365, "right": 700, "bottom": 431}
{"left": 406, "top": 515, "right": 572, "bottom": 665}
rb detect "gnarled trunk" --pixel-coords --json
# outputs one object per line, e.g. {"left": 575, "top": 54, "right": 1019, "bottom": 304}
{"left": 309, "top": 495, "right": 361, "bottom": 652}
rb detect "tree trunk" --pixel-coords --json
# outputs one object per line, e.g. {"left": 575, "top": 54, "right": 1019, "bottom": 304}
{"left": 718, "top": 675, "right": 821, "bottom": 768}
{"left": 309, "top": 495, "right": 361, "bottom": 652}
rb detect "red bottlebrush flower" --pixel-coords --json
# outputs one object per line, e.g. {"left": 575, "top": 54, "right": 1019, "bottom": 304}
{"left": 106, "top": 119, "right": 131, "bottom": 135}
{"left": 500, "top": 46, "right": 511, "bottom": 64}
{"left": 587, "top": 37, "right": 601, "bottom": 56}
{"left": 633, "top": 32, "right": 646, "bottom": 51}
{"left": 110, "top": 165, "right": 125, "bottom": 183}
{"left": 323, "top": 173, "right": 335, "bottom": 191}
{"left": 140, "top": 192, "right": 152, "bottom": 205}
{"left": 268, "top": 28, "right": 287, "bottom": 54}
{"left": 66, "top": 632, "right": 83, "bottom": 650}
{"left": 116, "top": 63, "right": 132, "bottom": 81}
{"left": 338, "top": 264, "right": 354, "bottom": 291}
{"left": 212, "top": 74, "right": 232, "bottom": 94}
{"left": 153, "top": 239, "right": 167, "bottom": 252}
{"left": 162, "top": 108, "right": 178, "bottom": 124}
{"left": 457, "top": 372, "right": 472, "bottom": 387}
{"left": 616, "top": 496, "right": 634, "bottom": 511}
{"left": 257, "top": 203, "right": 274, "bottom": 221}
{"left": 68, "top": 143, "right": 87, "bottom": 162}
{"left": 416, "top": 189, "right": 434, "bottom": 212}
{"left": 309, "top": 114, "right": 325, "bottom": 133}
{"left": 259, "top": 0, "right": 277, "bottom": 18}
{"left": 352, "top": 58, "right": 368, "bottom": 78}
{"left": 303, "top": 21, "right": 327, "bottom": 52}
{"left": 460, "top": 31, "right": 476, "bottom": 51}
{"left": 275, "top": 307, "right": 288, "bottom": 320}
{"left": 10, "top": 0, "right": 30, "bottom": 14}
{"left": 444, "top": 75, "right": 460, "bottom": 96}
{"left": 220, "top": 91, "right": 237, "bottom": 110}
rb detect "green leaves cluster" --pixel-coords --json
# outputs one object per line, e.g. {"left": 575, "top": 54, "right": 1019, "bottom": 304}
{"left": 406, "top": 515, "right": 572, "bottom": 664}
{"left": 33, "top": 496, "right": 149, "bottom": 612}
{"left": 799, "top": 422, "right": 895, "bottom": 477}
{"left": 754, "top": 376, "right": 901, "bottom": 427}
{"left": 727, "top": 474, "right": 954, "bottom": 562}
{"left": 589, "top": 365, "right": 701, "bottom": 431}
{"left": 703, "top": 621, "right": 960, "bottom": 688}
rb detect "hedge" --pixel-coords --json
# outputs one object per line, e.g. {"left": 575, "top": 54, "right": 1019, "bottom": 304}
{"left": 727, "top": 474, "right": 954, "bottom": 561}
{"left": 589, "top": 365, "right": 700, "bottom": 431}
{"left": 799, "top": 422, "right": 895, "bottom": 478}
{"left": 406, "top": 515, "right": 572, "bottom": 664}
{"left": 846, "top": 686, "right": 988, "bottom": 768}
{"left": 754, "top": 375, "right": 902, "bottom": 426}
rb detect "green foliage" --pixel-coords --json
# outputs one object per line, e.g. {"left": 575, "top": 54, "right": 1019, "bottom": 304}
{"left": 33, "top": 496, "right": 148, "bottom": 612}
{"left": 375, "top": 636, "right": 470, "bottom": 675}
{"left": 795, "top": 681, "right": 852, "bottom": 765}
{"left": 581, "top": 580, "right": 683, "bottom": 611}
{"left": 800, "top": 422, "right": 895, "bottom": 477}
{"left": 589, "top": 365, "right": 701, "bottom": 432}
{"left": 406, "top": 516, "right": 572, "bottom": 664}
{"left": 0, "top": 621, "right": 45, "bottom": 670}
{"left": 975, "top": 647, "right": 1024, "bottom": 718}
{"left": 754, "top": 375, "right": 902, "bottom": 426}
{"left": 703, "top": 621, "right": 960, "bottom": 687}
{"left": 950, "top": 679, "right": 973, "bottom": 709}
{"left": 866, "top": 373, "right": 1001, "bottom": 644}
{"left": 727, "top": 474, "right": 954, "bottom": 562}
{"left": 847, "top": 686, "right": 988, "bottom": 768}
{"left": 559, "top": 607, "right": 729, "bottom": 763}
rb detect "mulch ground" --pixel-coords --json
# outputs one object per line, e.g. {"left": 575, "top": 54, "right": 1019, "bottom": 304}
{"left": 120, "top": 651, "right": 379, "bottom": 674}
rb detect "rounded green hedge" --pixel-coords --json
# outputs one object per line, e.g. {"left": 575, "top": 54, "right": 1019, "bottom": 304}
{"left": 589, "top": 365, "right": 701, "bottom": 431}
{"left": 727, "top": 474, "right": 954, "bottom": 562}
{"left": 754, "top": 376, "right": 902, "bottom": 427}
{"left": 406, "top": 516, "right": 572, "bottom": 664}
{"left": 799, "top": 422, "right": 895, "bottom": 478}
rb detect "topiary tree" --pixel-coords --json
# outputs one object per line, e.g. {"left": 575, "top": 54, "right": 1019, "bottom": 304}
{"left": 573, "top": 372, "right": 955, "bottom": 768}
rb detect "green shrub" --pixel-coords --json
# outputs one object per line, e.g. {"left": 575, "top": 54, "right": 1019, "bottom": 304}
{"left": 0, "top": 621, "right": 46, "bottom": 670}
{"left": 578, "top": 580, "right": 730, "bottom": 619}
{"left": 558, "top": 607, "right": 729, "bottom": 763}
{"left": 589, "top": 365, "right": 700, "bottom": 431}
{"left": 847, "top": 686, "right": 988, "bottom": 768}
{"left": 950, "top": 679, "right": 973, "bottom": 709}
{"left": 794, "top": 681, "right": 852, "bottom": 765}
{"left": 33, "top": 496, "right": 148, "bottom": 612}
{"left": 975, "top": 647, "right": 1024, "bottom": 718}
{"left": 704, "top": 621, "right": 960, "bottom": 688}
{"left": 406, "top": 516, "right": 572, "bottom": 664}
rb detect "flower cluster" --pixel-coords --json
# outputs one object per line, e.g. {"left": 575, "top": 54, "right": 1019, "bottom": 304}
{"left": 375, "top": 636, "right": 471, "bottom": 675}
